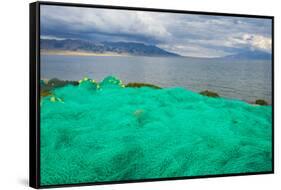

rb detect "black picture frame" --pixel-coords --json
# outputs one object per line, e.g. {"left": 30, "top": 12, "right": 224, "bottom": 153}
{"left": 29, "top": 1, "right": 274, "bottom": 188}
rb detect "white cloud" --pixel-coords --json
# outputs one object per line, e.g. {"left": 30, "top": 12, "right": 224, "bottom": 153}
{"left": 41, "top": 35, "right": 66, "bottom": 40}
{"left": 244, "top": 34, "right": 272, "bottom": 52}
{"left": 227, "top": 33, "right": 272, "bottom": 52}
{"left": 159, "top": 43, "right": 232, "bottom": 58}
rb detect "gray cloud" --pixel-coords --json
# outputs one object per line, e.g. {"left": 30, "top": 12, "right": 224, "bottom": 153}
{"left": 41, "top": 5, "right": 272, "bottom": 57}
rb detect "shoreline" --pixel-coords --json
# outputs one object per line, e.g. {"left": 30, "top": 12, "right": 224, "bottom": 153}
{"left": 41, "top": 49, "right": 131, "bottom": 57}
{"left": 40, "top": 77, "right": 271, "bottom": 106}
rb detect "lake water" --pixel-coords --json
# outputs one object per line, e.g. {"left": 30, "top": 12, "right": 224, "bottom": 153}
{"left": 41, "top": 55, "right": 272, "bottom": 103}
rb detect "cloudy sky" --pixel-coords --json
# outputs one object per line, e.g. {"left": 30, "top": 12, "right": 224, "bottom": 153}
{"left": 40, "top": 5, "right": 272, "bottom": 58}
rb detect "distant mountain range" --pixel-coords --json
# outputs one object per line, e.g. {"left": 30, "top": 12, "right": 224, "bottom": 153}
{"left": 41, "top": 39, "right": 271, "bottom": 60}
{"left": 41, "top": 39, "right": 180, "bottom": 57}
{"left": 223, "top": 50, "right": 272, "bottom": 60}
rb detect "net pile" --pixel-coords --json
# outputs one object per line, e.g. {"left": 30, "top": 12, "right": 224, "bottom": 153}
{"left": 40, "top": 76, "right": 272, "bottom": 185}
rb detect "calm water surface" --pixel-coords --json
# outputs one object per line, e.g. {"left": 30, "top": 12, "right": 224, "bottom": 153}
{"left": 41, "top": 55, "right": 272, "bottom": 103}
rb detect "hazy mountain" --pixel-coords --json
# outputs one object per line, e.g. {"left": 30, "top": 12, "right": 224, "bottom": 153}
{"left": 41, "top": 39, "right": 180, "bottom": 57}
{"left": 223, "top": 50, "right": 271, "bottom": 60}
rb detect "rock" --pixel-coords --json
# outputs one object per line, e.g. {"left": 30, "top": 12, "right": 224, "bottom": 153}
{"left": 255, "top": 99, "right": 268, "bottom": 105}
{"left": 200, "top": 90, "right": 220, "bottom": 98}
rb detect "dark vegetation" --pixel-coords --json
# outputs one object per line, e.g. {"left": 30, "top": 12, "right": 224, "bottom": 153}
{"left": 40, "top": 78, "right": 78, "bottom": 97}
{"left": 42, "top": 78, "right": 79, "bottom": 90}
{"left": 255, "top": 99, "right": 268, "bottom": 106}
{"left": 200, "top": 90, "right": 220, "bottom": 98}
{"left": 41, "top": 90, "right": 52, "bottom": 97}
{"left": 125, "top": 82, "right": 161, "bottom": 89}
{"left": 40, "top": 78, "right": 269, "bottom": 106}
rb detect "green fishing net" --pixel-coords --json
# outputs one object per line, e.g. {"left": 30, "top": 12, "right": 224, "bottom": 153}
{"left": 40, "top": 76, "right": 272, "bottom": 185}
